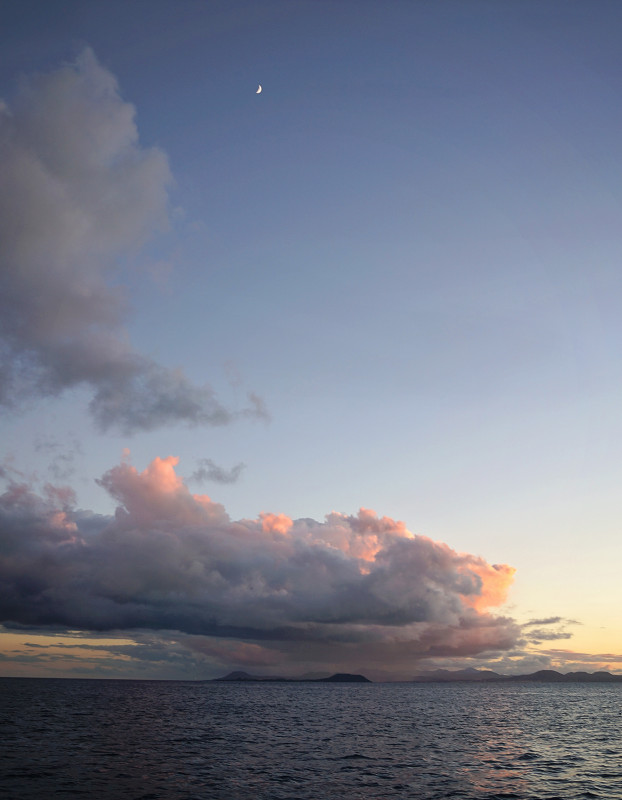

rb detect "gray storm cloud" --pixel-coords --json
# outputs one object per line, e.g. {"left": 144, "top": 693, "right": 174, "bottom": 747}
{"left": 192, "top": 458, "right": 246, "bottom": 485}
{"left": 0, "top": 49, "right": 264, "bottom": 433}
{"left": 0, "top": 456, "right": 519, "bottom": 665}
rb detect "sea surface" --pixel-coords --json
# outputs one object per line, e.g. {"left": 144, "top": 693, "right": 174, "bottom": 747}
{"left": 1, "top": 678, "right": 621, "bottom": 799}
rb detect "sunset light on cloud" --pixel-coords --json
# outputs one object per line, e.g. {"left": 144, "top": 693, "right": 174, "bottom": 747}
{"left": 0, "top": 454, "right": 519, "bottom": 679}
{"left": 2, "top": 1, "right": 622, "bottom": 682}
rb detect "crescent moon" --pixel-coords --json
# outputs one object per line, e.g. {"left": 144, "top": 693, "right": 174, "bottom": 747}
{"left": 256, "top": 84, "right": 262, "bottom": 94}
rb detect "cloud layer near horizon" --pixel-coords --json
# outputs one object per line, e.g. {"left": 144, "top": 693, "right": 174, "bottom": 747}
{"left": 0, "top": 456, "right": 519, "bottom": 670}
{"left": 0, "top": 49, "right": 264, "bottom": 433}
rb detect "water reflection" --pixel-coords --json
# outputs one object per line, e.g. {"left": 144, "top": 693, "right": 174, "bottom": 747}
{"left": 1, "top": 678, "right": 622, "bottom": 799}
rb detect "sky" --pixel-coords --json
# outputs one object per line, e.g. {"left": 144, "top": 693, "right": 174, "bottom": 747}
{"left": 1, "top": 0, "right": 622, "bottom": 681}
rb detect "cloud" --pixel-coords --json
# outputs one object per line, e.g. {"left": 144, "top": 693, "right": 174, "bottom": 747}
{"left": 522, "top": 617, "right": 579, "bottom": 644}
{"left": 0, "top": 455, "right": 519, "bottom": 673}
{"left": 34, "top": 435, "right": 83, "bottom": 481}
{"left": 0, "top": 626, "right": 285, "bottom": 680}
{"left": 542, "top": 648, "right": 622, "bottom": 667}
{"left": 191, "top": 458, "right": 246, "bottom": 485}
{"left": 0, "top": 48, "right": 266, "bottom": 433}
{"left": 526, "top": 629, "right": 573, "bottom": 642}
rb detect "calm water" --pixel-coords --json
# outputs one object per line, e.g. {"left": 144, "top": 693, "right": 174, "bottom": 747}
{"left": 1, "top": 678, "right": 621, "bottom": 799}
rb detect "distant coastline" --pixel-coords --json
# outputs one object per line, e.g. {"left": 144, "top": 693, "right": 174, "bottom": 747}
{"left": 412, "top": 667, "right": 622, "bottom": 683}
{"left": 213, "top": 668, "right": 622, "bottom": 684}
{"left": 213, "top": 671, "right": 371, "bottom": 683}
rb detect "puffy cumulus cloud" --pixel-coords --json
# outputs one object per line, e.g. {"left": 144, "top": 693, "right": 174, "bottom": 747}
{"left": 0, "top": 456, "right": 519, "bottom": 674}
{"left": 260, "top": 512, "right": 293, "bottom": 536}
{"left": 0, "top": 49, "right": 265, "bottom": 433}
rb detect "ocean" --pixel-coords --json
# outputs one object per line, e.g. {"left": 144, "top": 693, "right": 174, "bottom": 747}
{"left": 1, "top": 678, "right": 621, "bottom": 799}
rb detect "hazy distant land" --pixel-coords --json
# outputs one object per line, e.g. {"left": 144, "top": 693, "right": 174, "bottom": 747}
{"left": 413, "top": 668, "right": 622, "bottom": 683}
{"left": 215, "top": 668, "right": 622, "bottom": 684}
{"left": 214, "top": 671, "right": 371, "bottom": 683}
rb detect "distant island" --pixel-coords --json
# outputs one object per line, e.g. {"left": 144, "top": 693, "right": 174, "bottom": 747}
{"left": 214, "top": 671, "right": 371, "bottom": 683}
{"left": 213, "top": 668, "right": 622, "bottom": 684}
{"left": 412, "top": 668, "right": 622, "bottom": 683}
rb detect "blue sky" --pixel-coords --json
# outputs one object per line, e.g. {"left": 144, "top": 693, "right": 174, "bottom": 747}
{"left": 1, "top": 1, "right": 622, "bottom": 679}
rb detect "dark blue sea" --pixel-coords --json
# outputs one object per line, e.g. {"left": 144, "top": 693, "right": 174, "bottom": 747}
{"left": 1, "top": 678, "right": 621, "bottom": 799}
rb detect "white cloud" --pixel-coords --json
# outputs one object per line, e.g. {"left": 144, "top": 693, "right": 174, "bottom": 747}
{"left": 0, "top": 48, "right": 265, "bottom": 433}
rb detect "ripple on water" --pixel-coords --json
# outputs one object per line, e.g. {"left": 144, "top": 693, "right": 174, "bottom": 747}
{"left": 1, "top": 679, "right": 622, "bottom": 799}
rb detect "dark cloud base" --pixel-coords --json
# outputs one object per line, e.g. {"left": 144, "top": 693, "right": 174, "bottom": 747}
{"left": 0, "top": 456, "right": 519, "bottom": 676}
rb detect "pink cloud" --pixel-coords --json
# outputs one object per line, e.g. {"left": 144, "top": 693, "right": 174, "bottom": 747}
{"left": 0, "top": 456, "right": 520, "bottom": 674}
{"left": 260, "top": 512, "right": 293, "bottom": 536}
